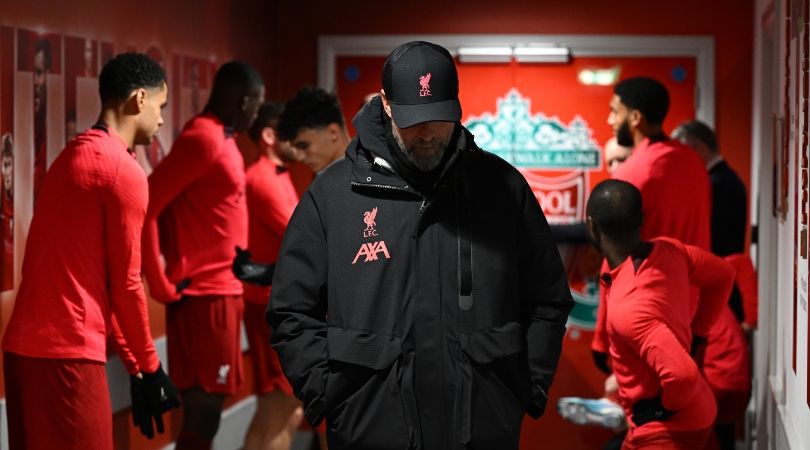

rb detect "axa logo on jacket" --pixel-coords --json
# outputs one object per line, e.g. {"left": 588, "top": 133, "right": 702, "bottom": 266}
{"left": 352, "top": 241, "right": 391, "bottom": 264}
{"left": 353, "top": 206, "right": 391, "bottom": 264}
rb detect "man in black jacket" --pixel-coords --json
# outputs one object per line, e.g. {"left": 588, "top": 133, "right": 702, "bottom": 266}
{"left": 672, "top": 120, "right": 747, "bottom": 257}
{"left": 267, "top": 41, "right": 573, "bottom": 450}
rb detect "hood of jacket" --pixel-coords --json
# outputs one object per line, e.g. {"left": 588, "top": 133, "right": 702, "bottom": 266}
{"left": 348, "top": 95, "right": 476, "bottom": 195}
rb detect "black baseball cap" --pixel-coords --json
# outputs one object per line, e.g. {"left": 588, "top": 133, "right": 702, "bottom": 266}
{"left": 382, "top": 41, "right": 461, "bottom": 128}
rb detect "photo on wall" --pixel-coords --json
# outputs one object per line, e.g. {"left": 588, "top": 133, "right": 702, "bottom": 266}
{"left": 172, "top": 54, "right": 216, "bottom": 139}
{"left": 16, "top": 28, "right": 62, "bottom": 205}
{"left": 100, "top": 41, "right": 114, "bottom": 67}
{"left": 0, "top": 26, "right": 15, "bottom": 292}
{"left": 64, "top": 36, "right": 100, "bottom": 144}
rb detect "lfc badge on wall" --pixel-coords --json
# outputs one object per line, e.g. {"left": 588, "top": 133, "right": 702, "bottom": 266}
{"left": 465, "top": 89, "right": 603, "bottom": 329}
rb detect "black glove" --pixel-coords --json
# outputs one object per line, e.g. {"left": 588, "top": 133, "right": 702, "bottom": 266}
{"left": 631, "top": 396, "right": 674, "bottom": 426}
{"left": 690, "top": 334, "right": 708, "bottom": 367}
{"left": 232, "top": 246, "right": 275, "bottom": 286}
{"left": 175, "top": 278, "right": 191, "bottom": 294}
{"left": 130, "top": 364, "right": 180, "bottom": 439}
{"left": 526, "top": 381, "right": 549, "bottom": 419}
{"left": 130, "top": 375, "right": 153, "bottom": 438}
{"left": 592, "top": 350, "right": 611, "bottom": 375}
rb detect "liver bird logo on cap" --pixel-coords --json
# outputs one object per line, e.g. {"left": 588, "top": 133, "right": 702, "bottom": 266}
{"left": 419, "top": 73, "right": 432, "bottom": 97}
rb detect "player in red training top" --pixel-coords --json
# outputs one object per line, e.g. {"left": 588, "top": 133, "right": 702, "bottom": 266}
{"left": 233, "top": 102, "right": 304, "bottom": 450}
{"left": 585, "top": 179, "right": 733, "bottom": 449}
{"left": 142, "top": 61, "right": 264, "bottom": 450}
{"left": 592, "top": 77, "right": 712, "bottom": 372}
{"left": 2, "top": 53, "right": 179, "bottom": 450}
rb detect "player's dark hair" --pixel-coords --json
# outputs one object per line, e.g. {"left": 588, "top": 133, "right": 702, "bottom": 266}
{"left": 672, "top": 120, "right": 718, "bottom": 153}
{"left": 586, "top": 179, "right": 644, "bottom": 241}
{"left": 207, "top": 60, "right": 263, "bottom": 106}
{"left": 614, "top": 77, "right": 670, "bottom": 126}
{"left": 277, "top": 87, "right": 344, "bottom": 141}
{"left": 35, "top": 38, "right": 52, "bottom": 69}
{"left": 98, "top": 52, "right": 166, "bottom": 104}
{"left": 248, "top": 102, "right": 284, "bottom": 142}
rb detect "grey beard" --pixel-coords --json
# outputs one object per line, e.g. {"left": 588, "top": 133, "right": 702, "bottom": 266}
{"left": 392, "top": 127, "right": 447, "bottom": 172}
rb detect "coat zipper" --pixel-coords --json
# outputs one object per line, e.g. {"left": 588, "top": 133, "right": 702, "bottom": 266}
{"left": 350, "top": 180, "right": 414, "bottom": 194}
{"left": 414, "top": 198, "right": 431, "bottom": 239}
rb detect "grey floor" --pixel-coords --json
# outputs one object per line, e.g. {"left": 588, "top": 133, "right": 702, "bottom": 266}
{"left": 290, "top": 432, "right": 316, "bottom": 450}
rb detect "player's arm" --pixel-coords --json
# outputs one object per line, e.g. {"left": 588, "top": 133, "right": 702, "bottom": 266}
{"left": 517, "top": 180, "right": 575, "bottom": 419}
{"left": 548, "top": 221, "right": 588, "bottom": 244}
{"left": 266, "top": 190, "right": 329, "bottom": 426}
{"left": 725, "top": 253, "right": 759, "bottom": 329}
{"left": 683, "top": 243, "right": 736, "bottom": 339}
{"left": 591, "top": 263, "right": 611, "bottom": 374}
{"left": 106, "top": 155, "right": 179, "bottom": 438}
{"left": 105, "top": 157, "right": 160, "bottom": 373}
{"left": 636, "top": 321, "right": 701, "bottom": 410}
{"left": 622, "top": 317, "right": 702, "bottom": 424}
{"left": 108, "top": 314, "right": 140, "bottom": 375}
{"left": 142, "top": 132, "right": 219, "bottom": 302}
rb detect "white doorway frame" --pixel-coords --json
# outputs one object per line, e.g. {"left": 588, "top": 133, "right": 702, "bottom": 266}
{"left": 318, "top": 34, "right": 715, "bottom": 127}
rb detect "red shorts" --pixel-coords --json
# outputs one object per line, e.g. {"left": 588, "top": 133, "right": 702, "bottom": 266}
{"left": 167, "top": 294, "right": 245, "bottom": 394}
{"left": 3, "top": 352, "right": 112, "bottom": 450}
{"left": 622, "top": 427, "right": 711, "bottom": 450}
{"left": 714, "top": 388, "right": 751, "bottom": 424}
{"left": 244, "top": 301, "right": 294, "bottom": 396}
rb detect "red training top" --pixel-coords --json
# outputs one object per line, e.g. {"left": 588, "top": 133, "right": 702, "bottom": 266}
{"left": 244, "top": 155, "right": 298, "bottom": 305}
{"left": 703, "top": 305, "right": 751, "bottom": 392}
{"left": 696, "top": 254, "right": 756, "bottom": 393}
{"left": 142, "top": 113, "right": 247, "bottom": 302}
{"left": 612, "top": 138, "right": 712, "bottom": 250}
{"left": 725, "top": 253, "right": 759, "bottom": 328}
{"left": 593, "top": 138, "right": 712, "bottom": 354}
{"left": 2, "top": 125, "right": 159, "bottom": 373}
{"left": 604, "top": 237, "right": 733, "bottom": 436}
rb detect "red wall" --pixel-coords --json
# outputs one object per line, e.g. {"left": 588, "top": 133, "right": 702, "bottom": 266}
{"left": 272, "top": 0, "right": 755, "bottom": 205}
{"left": 0, "top": 0, "right": 276, "bottom": 83}
{"left": 0, "top": 1, "right": 276, "bottom": 448}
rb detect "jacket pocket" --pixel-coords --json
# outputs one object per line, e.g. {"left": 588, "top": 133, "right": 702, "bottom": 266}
{"left": 461, "top": 321, "right": 524, "bottom": 364}
{"left": 459, "top": 322, "right": 527, "bottom": 448}
{"left": 325, "top": 327, "right": 411, "bottom": 450}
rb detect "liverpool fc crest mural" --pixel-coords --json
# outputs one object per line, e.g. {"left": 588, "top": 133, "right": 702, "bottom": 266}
{"left": 464, "top": 88, "right": 601, "bottom": 330}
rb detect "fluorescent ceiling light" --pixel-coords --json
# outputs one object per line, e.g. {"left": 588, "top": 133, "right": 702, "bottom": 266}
{"left": 578, "top": 66, "right": 621, "bottom": 85}
{"left": 456, "top": 45, "right": 572, "bottom": 63}
{"left": 514, "top": 46, "right": 570, "bottom": 63}
{"left": 457, "top": 46, "right": 513, "bottom": 63}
